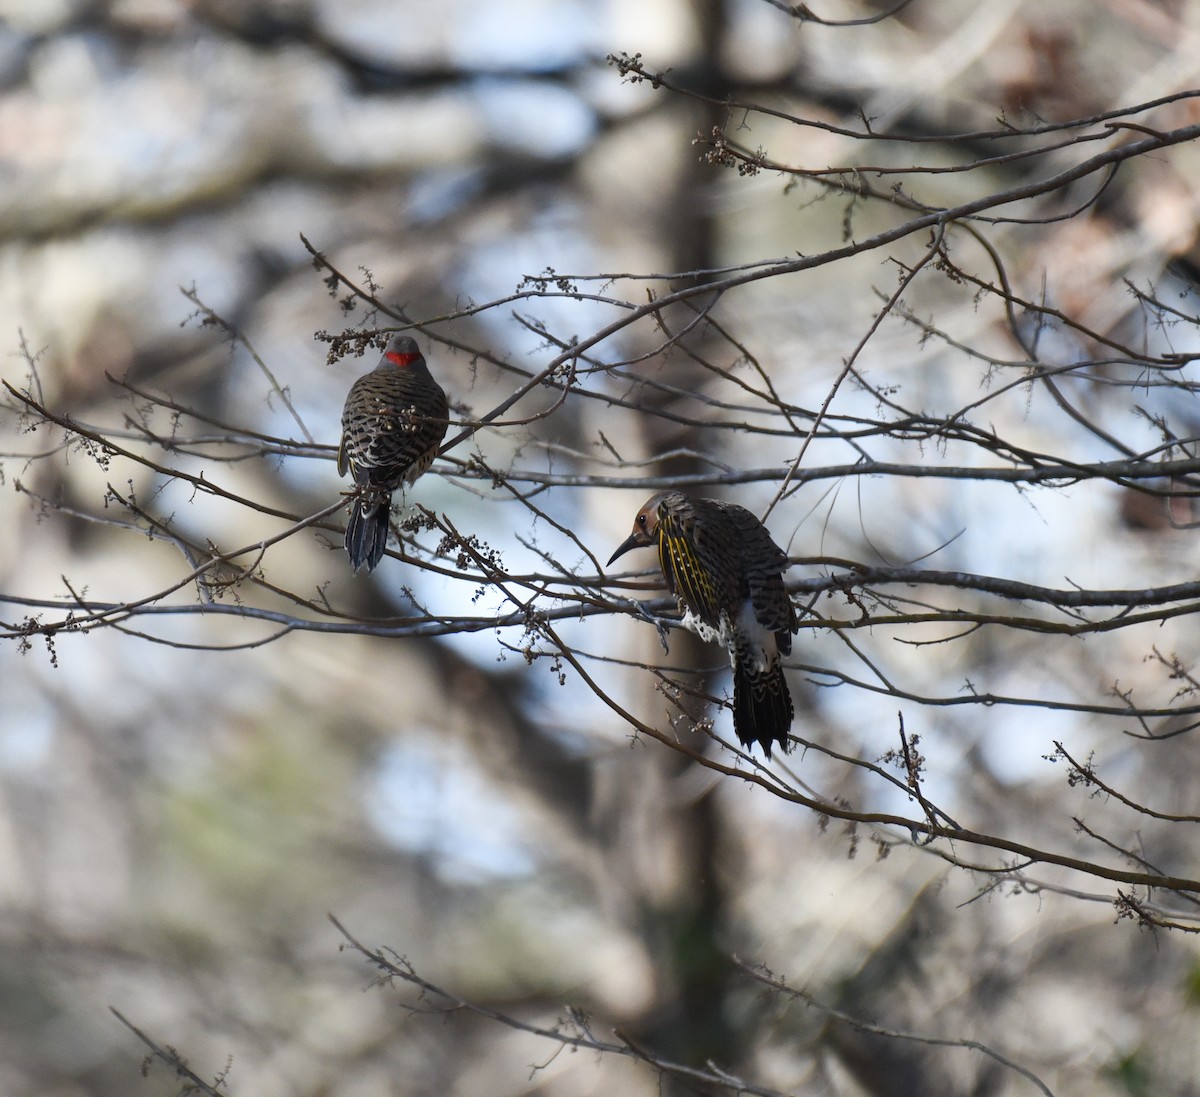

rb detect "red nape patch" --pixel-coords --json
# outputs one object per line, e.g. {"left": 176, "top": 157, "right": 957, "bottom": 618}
{"left": 385, "top": 351, "right": 421, "bottom": 367}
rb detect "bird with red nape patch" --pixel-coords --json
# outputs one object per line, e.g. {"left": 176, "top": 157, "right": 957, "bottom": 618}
{"left": 337, "top": 335, "right": 448, "bottom": 573}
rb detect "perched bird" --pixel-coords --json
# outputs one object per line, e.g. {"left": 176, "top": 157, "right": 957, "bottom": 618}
{"left": 608, "top": 491, "right": 798, "bottom": 757}
{"left": 337, "top": 335, "right": 448, "bottom": 573}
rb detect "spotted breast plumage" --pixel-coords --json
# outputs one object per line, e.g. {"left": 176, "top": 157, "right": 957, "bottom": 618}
{"left": 337, "top": 334, "right": 448, "bottom": 573}
{"left": 608, "top": 491, "right": 798, "bottom": 757}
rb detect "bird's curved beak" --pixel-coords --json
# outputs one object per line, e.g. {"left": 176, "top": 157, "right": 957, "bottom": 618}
{"left": 606, "top": 533, "right": 643, "bottom": 568}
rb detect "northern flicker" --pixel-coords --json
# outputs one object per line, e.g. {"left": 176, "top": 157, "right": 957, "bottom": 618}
{"left": 337, "top": 334, "right": 448, "bottom": 573}
{"left": 607, "top": 491, "right": 798, "bottom": 757}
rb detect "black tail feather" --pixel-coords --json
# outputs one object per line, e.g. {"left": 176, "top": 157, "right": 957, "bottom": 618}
{"left": 732, "top": 660, "right": 794, "bottom": 758}
{"left": 345, "top": 498, "right": 391, "bottom": 573}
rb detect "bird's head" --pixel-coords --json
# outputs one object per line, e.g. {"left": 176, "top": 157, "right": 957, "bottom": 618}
{"left": 382, "top": 334, "right": 423, "bottom": 368}
{"left": 607, "top": 493, "right": 669, "bottom": 567}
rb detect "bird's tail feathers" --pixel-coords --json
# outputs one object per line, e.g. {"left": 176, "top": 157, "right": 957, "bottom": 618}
{"left": 732, "top": 660, "right": 794, "bottom": 758}
{"left": 345, "top": 497, "right": 391, "bottom": 573}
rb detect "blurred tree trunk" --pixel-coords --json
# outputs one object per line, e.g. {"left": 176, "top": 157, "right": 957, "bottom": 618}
{"left": 614, "top": 0, "right": 745, "bottom": 1085}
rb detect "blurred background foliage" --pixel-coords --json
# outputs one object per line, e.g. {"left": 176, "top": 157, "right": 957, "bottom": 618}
{"left": 5, "top": 1, "right": 1200, "bottom": 1095}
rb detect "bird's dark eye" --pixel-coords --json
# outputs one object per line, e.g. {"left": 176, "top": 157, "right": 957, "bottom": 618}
{"left": 637, "top": 515, "right": 646, "bottom": 527}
